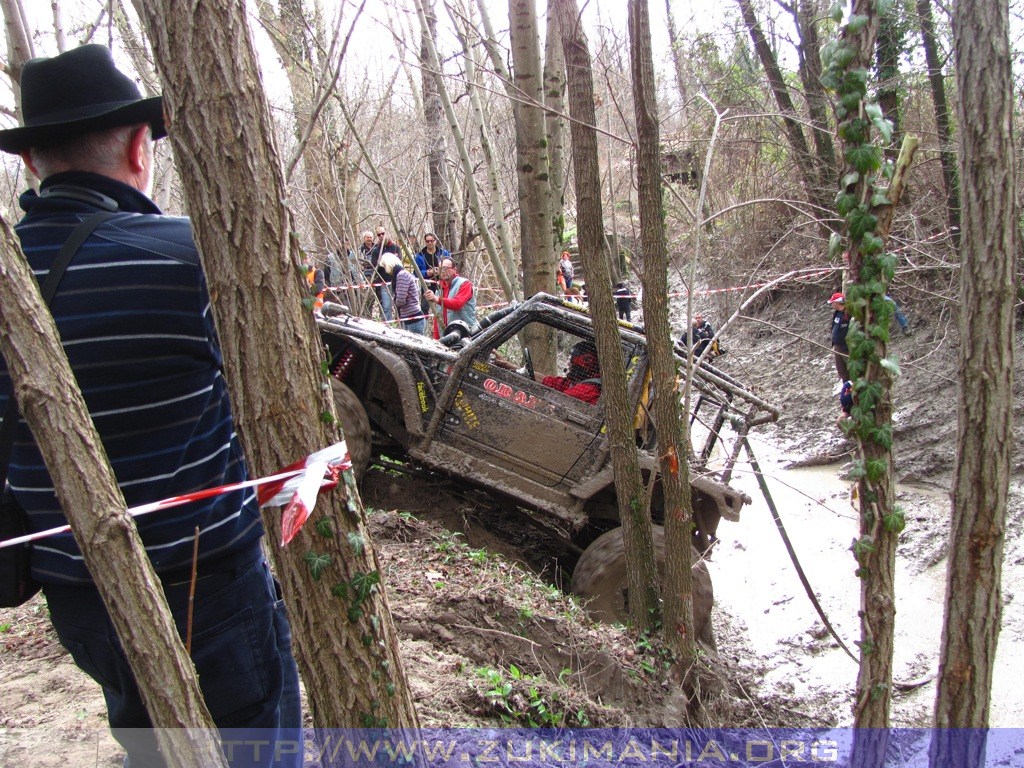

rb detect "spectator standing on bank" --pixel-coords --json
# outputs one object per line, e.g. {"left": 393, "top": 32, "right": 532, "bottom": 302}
{"left": 414, "top": 233, "right": 450, "bottom": 284}
{"left": 367, "top": 227, "right": 400, "bottom": 322}
{"left": 381, "top": 253, "right": 425, "bottom": 335}
{"left": 829, "top": 292, "right": 851, "bottom": 382}
{"left": 613, "top": 281, "right": 633, "bottom": 321}
{"left": 424, "top": 257, "right": 477, "bottom": 338}
{"left": 559, "top": 250, "right": 575, "bottom": 291}
{"left": 0, "top": 45, "right": 301, "bottom": 766}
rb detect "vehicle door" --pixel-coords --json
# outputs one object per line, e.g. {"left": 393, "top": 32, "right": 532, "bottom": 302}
{"left": 440, "top": 321, "right": 606, "bottom": 487}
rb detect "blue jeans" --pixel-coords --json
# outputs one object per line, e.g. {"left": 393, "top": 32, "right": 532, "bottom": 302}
{"left": 44, "top": 549, "right": 302, "bottom": 767}
{"left": 378, "top": 285, "right": 394, "bottom": 323}
{"left": 401, "top": 318, "right": 426, "bottom": 335}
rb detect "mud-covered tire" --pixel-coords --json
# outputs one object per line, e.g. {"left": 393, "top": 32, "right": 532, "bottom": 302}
{"left": 571, "top": 525, "right": 716, "bottom": 648}
{"left": 331, "top": 379, "right": 371, "bottom": 481}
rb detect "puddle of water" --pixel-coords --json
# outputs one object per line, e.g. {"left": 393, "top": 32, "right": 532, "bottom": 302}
{"left": 709, "top": 437, "right": 1023, "bottom": 727}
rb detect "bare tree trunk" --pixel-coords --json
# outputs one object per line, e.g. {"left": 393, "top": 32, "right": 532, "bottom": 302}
{"left": 415, "top": 0, "right": 515, "bottom": 300}
{"left": 736, "top": 0, "right": 825, "bottom": 212}
{"left": 510, "top": 0, "right": 557, "bottom": 372}
{"left": 917, "top": 0, "right": 960, "bottom": 237}
{"left": 0, "top": 221, "right": 226, "bottom": 767}
{"left": 132, "top": 0, "right": 419, "bottom": 730}
{"left": 543, "top": 0, "right": 567, "bottom": 256}
{"left": 555, "top": 0, "right": 659, "bottom": 631}
{"left": 875, "top": 8, "right": 903, "bottom": 161}
{"left": 420, "top": 0, "right": 459, "bottom": 249}
{"left": 930, "top": 0, "right": 1015, "bottom": 764}
{"left": 628, "top": 0, "right": 695, "bottom": 659}
{"left": 452, "top": 9, "right": 519, "bottom": 287}
{"left": 794, "top": 0, "right": 836, "bottom": 185}
{"left": 258, "top": 0, "right": 350, "bottom": 258}
{"left": 1, "top": 0, "right": 35, "bottom": 191}
{"left": 664, "top": 0, "right": 689, "bottom": 127}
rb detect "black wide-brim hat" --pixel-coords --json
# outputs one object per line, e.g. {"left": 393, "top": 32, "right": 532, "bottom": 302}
{"left": 0, "top": 44, "right": 165, "bottom": 155}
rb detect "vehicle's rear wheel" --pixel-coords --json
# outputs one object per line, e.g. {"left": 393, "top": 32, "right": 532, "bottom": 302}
{"left": 571, "top": 525, "right": 716, "bottom": 648}
{"left": 331, "top": 378, "right": 371, "bottom": 481}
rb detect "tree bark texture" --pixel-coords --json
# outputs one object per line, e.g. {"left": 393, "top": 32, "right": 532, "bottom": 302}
{"left": 420, "top": 0, "right": 459, "bottom": 250}
{"left": 628, "top": 0, "right": 696, "bottom": 660}
{"left": 509, "top": 0, "right": 558, "bottom": 372}
{"left": 132, "top": 0, "right": 419, "bottom": 730}
{"left": 0, "top": 220, "right": 226, "bottom": 767}
{"left": 415, "top": 0, "right": 515, "bottom": 300}
{"left": 736, "top": 0, "right": 826, "bottom": 214}
{"left": 556, "top": 0, "right": 660, "bottom": 630}
{"left": 258, "top": 0, "right": 350, "bottom": 257}
{"left": 543, "top": 0, "right": 567, "bottom": 256}
{"left": 794, "top": 0, "right": 836, "bottom": 187}
{"left": 931, "top": 0, "right": 1015, "bottom": 759}
{"left": 916, "top": 0, "right": 960, "bottom": 237}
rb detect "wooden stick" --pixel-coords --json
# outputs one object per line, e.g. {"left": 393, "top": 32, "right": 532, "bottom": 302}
{"left": 185, "top": 526, "right": 200, "bottom": 655}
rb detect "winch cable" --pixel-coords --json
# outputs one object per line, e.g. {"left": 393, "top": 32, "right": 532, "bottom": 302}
{"left": 741, "top": 437, "right": 858, "bottom": 664}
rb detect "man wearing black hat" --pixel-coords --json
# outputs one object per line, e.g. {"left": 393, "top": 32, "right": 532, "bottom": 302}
{"left": 0, "top": 46, "right": 301, "bottom": 766}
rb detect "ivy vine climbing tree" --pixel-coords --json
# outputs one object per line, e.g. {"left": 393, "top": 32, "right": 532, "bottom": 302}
{"left": 821, "top": 0, "right": 918, "bottom": 763}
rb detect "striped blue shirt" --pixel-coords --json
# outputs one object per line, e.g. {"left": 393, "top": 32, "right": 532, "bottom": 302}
{"left": 0, "top": 172, "right": 263, "bottom": 584}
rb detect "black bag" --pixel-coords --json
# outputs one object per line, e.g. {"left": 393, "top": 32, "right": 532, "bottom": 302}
{"left": 0, "top": 487, "right": 39, "bottom": 607}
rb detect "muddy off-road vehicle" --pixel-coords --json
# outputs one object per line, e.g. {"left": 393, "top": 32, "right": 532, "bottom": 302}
{"left": 318, "top": 294, "right": 778, "bottom": 641}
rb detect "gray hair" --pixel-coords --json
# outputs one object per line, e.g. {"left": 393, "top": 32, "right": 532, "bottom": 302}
{"left": 29, "top": 124, "right": 148, "bottom": 180}
{"left": 361, "top": 230, "right": 373, "bottom": 239}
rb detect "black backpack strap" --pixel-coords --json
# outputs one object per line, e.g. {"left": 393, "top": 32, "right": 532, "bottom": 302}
{"left": 1, "top": 211, "right": 118, "bottom": 488}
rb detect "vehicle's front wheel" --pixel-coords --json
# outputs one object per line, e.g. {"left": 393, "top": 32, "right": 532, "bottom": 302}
{"left": 571, "top": 525, "right": 715, "bottom": 648}
{"left": 331, "top": 379, "right": 371, "bottom": 481}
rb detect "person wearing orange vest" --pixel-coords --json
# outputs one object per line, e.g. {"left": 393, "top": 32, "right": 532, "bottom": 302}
{"left": 305, "top": 262, "right": 325, "bottom": 312}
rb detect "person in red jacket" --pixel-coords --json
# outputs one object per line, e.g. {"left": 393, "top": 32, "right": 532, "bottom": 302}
{"left": 541, "top": 341, "right": 601, "bottom": 404}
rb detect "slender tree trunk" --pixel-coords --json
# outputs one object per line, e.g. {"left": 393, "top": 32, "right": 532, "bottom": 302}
{"left": 555, "top": 0, "right": 659, "bottom": 631}
{"left": 875, "top": 9, "right": 903, "bottom": 161}
{"left": 930, "top": 0, "right": 1015, "bottom": 764}
{"left": 917, "top": 0, "right": 960, "bottom": 237}
{"left": 0, "top": 221, "right": 226, "bottom": 767}
{"left": 420, "top": 0, "right": 459, "bottom": 249}
{"left": 414, "top": 0, "right": 515, "bottom": 300}
{"left": 794, "top": 0, "right": 837, "bottom": 186}
{"left": 453, "top": 10, "right": 519, "bottom": 287}
{"left": 1, "top": 0, "right": 35, "bottom": 191}
{"left": 133, "top": 0, "right": 419, "bottom": 730}
{"left": 257, "top": 0, "right": 350, "bottom": 259}
{"left": 543, "top": 0, "right": 567, "bottom": 258}
{"left": 664, "top": 0, "right": 689, "bottom": 127}
{"left": 628, "top": 0, "right": 696, "bottom": 659}
{"left": 510, "top": 0, "right": 557, "bottom": 372}
{"left": 736, "top": 0, "right": 824, "bottom": 212}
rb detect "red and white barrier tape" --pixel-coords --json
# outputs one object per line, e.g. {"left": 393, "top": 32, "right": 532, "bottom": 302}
{"left": 0, "top": 441, "right": 351, "bottom": 551}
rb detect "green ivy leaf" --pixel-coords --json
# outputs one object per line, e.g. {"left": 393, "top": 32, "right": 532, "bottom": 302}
{"left": 845, "top": 144, "right": 882, "bottom": 175}
{"left": 841, "top": 171, "right": 861, "bottom": 190}
{"left": 315, "top": 517, "right": 335, "bottom": 538}
{"left": 875, "top": 0, "right": 896, "bottom": 14}
{"left": 350, "top": 570, "right": 381, "bottom": 602}
{"left": 833, "top": 45, "right": 856, "bottom": 69}
{"left": 865, "top": 458, "right": 887, "bottom": 482}
{"left": 847, "top": 13, "right": 869, "bottom": 33}
{"left": 828, "top": 232, "right": 845, "bottom": 259}
{"left": 848, "top": 207, "right": 878, "bottom": 241}
{"left": 304, "top": 551, "right": 332, "bottom": 581}
{"left": 870, "top": 191, "right": 891, "bottom": 207}
{"left": 347, "top": 531, "right": 365, "bottom": 556}
{"left": 836, "top": 192, "right": 859, "bottom": 216}
{"left": 331, "top": 582, "right": 348, "bottom": 599}
{"left": 864, "top": 102, "right": 883, "bottom": 122}
{"left": 872, "top": 116, "right": 894, "bottom": 144}
{"left": 830, "top": 0, "right": 845, "bottom": 22}
{"left": 884, "top": 506, "right": 906, "bottom": 533}
{"left": 879, "top": 356, "right": 901, "bottom": 377}
{"left": 860, "top": 233, "right": 885, "bottom": 255}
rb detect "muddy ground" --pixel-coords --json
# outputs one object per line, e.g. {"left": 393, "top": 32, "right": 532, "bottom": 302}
{"left": 2, "top": 288, "right": 1022, "bottom": 765}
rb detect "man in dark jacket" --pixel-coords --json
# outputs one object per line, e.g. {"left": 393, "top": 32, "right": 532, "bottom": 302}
{"left": 829, "top": 292, "right": 851, "bottom": 381}
{"left": 0, "top": 45, "right": 300, "bottom": 766}
{"left": 680, "top": 313, "right": 716, "bottom": 358}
